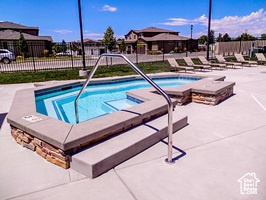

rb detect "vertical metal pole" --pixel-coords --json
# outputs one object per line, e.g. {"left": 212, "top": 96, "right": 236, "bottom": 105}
{"left": 206, "top": 0, "right": 212, "bottom": 60}
{"left": 190, "top": 25, "right": 193, "bottom": 53}
{"left": 136, "top": 45, "right": 138, "bottom": 64}
{"left": 163, "top": 41, "right": 165, "bottom": 62}
{"left": 70, "top": 42, "right": 74, "bottom": 69}
{"left": 78, "top": 0, "right": 86, "bottom": 70}
{"left": 31, "top": 43, "right": 36, "bottom": 72}
{"left": 186, "top": 40, "right": 188, "bottom": 57}
{"left": 167, "top": 104, "right": 173, "bottom": 163}
{"left": 239, "top": 39, "right": 242, "bottom": 54}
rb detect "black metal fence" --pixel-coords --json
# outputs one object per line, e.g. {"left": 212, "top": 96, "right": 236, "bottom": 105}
{"left": 0, "top": 42, "right": 210, "bottom": 73}
{"left": 0, "top": 42, "right": 105, "bottom": 73}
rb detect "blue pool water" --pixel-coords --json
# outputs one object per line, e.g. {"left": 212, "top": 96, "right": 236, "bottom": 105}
{"left": 36, "top": 77, "right": 199, "bottom": 124}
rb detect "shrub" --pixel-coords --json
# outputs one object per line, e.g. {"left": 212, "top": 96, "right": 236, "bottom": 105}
{"left": 43, "top": 49, "right": 49, "bottom": 57}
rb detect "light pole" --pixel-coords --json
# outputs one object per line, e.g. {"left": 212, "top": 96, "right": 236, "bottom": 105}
{"left": 190, "top": 25, "right": 193, "bottom": 53}
{"left": 206, "top": 0, "right": 212, "bottom": 60}
{"left": 78, "top": 0, "right": 87, "bottom": 72}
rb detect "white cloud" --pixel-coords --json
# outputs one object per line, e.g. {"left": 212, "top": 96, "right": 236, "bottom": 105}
{"left": 102, "top": 5, "right": 117, "bottom": 12}
{"left": 84, "top": 33, "right": 104, "bottom": 39}
{"left": 162, "top": 9, "right": 266, "bottom": 37}
{"left": 115, "top": 34, "right": 125, "bottom": 39}
{"left": 53, "top": 30, "right": 73, "bottom": 34}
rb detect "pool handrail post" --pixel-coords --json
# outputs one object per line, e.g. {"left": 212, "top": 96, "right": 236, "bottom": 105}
{"left": 74, "top": 53, "right": 174, "bottom": 163}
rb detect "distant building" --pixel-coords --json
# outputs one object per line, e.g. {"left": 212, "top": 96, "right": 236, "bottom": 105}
{"left": 0, "top": 21, "right": 53, "bottom": 57}
{"left": 123, "top": 27, "right": 198, "bottom": 54}
{"left": 75, "top": 38, "right": 106, "bottom": 56}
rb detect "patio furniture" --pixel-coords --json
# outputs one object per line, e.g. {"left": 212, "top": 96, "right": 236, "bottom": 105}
{"left": 183, "top": 57, "right": 212, "bottom": 71}
{"left": 167, "top": 58, "right": 195, "bottom": 73}
{"left": 198, "top": 56, "right": 226, "bottom": 70}
{"left": 234, "top": 54, "right": 258, "bottom": 67}
{"left": 255, "top": 53, "right": 266, "bottom": 65}
{"left": 215, "top": 55, "right": 243, "bottom": 68}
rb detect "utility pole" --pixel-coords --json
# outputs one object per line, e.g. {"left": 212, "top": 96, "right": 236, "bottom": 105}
{"left": 206, "top": 0, "right": 212, "bottom": 60}
{"left": 78, "top": 0, "right": 87, "bottom": 73}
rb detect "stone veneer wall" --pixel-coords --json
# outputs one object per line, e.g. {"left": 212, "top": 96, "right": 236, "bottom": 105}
{"left": 11, "top": 126, "right": 70, "bottom": 169}
{"left": 169, "top": 93, "right": 191, "bottom": 106}
{"left": 192, "top": 87, "right": 234, "bottom": 106}
{"left": 9, "top": 108, "right": 169, "bottom": 169}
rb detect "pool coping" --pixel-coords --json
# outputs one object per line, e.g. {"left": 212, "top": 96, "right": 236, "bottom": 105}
{"left": 7, "top": 73, "right": 227, "bottom": 151}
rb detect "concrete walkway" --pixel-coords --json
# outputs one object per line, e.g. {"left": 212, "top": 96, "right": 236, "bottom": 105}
{"left": 0, "top": 66, "right": 266, "bottom": 200}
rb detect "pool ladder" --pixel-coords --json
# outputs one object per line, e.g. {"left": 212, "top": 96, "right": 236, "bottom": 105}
{"left": 74, "top": 53, "right": 175, "bottom": 163}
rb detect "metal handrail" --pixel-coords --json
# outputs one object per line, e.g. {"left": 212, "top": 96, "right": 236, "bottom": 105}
{"left": 74, "top": 53, "right": 174, "bottom": 163}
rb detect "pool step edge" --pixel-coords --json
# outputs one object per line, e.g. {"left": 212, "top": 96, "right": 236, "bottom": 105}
{"left": 70, "top": 112, "right": 188, "bottom": 178}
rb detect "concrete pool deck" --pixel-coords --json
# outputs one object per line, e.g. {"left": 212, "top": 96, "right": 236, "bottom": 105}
{"left": 1, "top": 66, "right": 266, "bottom": 199}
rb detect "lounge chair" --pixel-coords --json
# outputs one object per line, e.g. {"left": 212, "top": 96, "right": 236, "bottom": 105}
{"left": 183, "top": 57, "right": 212, "bottom": 71}
{"left": 234, "top": 54, "right": 258, "bottom": 67}
{"left": 167, "top": 58, "right": 194, "bottom": 73}
{"left": 215, "top": 55, "right": 243, "bottom": 68}
{"left": 255, "top": 53, "right": 266, "bottom": 65}
{"left": 198, "top": 56, "right": 226, "bottom": 70}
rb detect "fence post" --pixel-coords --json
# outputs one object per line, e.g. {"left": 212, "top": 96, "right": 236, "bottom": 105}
{"left": 186, "top": 40, "right": 188, "bottom": 57}
{"left": 163, "top": 41, "right": 165, "bottom": 62}
{"left": 136, "top": 49, "right": 138, "bottom": 64}
{"left": 70, "top": 42, "right": 74, "bottom": 69}
{"left": 31, "top": 43, "right": 36, "bottom": 72}
{"left": 239, "top": 39, "right": 242, "bottom": 54}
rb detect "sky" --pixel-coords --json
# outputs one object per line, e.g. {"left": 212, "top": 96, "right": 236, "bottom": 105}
{"left": 0, "top": 0, "right": 265, "bottom": 42}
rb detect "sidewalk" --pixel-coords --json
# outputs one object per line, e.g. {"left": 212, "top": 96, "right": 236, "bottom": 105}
{"left": 0, "top": 66, "right": 266, "bottom": 200}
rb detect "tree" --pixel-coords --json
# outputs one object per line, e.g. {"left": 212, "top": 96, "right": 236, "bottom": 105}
{"left": 235, "top": 33, "right": 256, "bottom": 41}
{"left": 103, "top": 26, "right": 116, "bottom": 52}
{"left": 52, "top": 43, "right": 62, "bottom": 53}
{"left": 119, "top": 39, "right": 126, "bottom": 53}
{"left": 198, "top": 35, "right": 208, "bottom": 44}
{"left": 261, "top": 33, "right": 266, "bottom": 40}
{"left": 17, "top": 32, "right": 29, "bottom": 59}
{"left": 222, "top": 33, "right": 231, "bottom": 42}
{"left": 216, "top": 33, "right": 223, "bottom": 42}
{"left": 70, "top": 42, "right": 79, "bottom": 52}
{"left": 60, "top": 39, "right": 67, "bottom": 52}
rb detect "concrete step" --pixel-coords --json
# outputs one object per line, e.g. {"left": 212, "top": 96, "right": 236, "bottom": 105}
{"left": 70, "top": 112, "right": 188, "bottom": 178}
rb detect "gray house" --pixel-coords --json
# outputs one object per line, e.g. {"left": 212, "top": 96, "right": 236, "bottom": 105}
{"left": 0, "top": 21, "right": 53, "bottom": 57}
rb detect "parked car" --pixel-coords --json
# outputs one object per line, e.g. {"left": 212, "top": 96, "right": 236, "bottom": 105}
{"left": 0, "top": 49, "right": 16, "bottom": 64}
{"left": 56, "top": 50, "right": 72, "bottom": 56}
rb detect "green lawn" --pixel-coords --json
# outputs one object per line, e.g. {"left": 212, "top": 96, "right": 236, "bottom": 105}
{"left": 0, "top": 61, "right": 172, "bottom": 84}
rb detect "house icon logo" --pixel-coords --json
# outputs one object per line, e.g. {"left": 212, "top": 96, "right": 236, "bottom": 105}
{"left": 238, "top": 173, "right": 260, "bottom": 194}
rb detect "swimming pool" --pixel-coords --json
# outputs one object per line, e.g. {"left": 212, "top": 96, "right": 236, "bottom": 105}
{"left": 35, "top": 77, "right": 199, "bottom": 124}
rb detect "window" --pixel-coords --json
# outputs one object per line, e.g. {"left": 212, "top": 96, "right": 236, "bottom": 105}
{"left": 139, "top": 33, "right": 142, "bottom": 38}
{"left": 129, "top": 36, "right": 132, "bottom": 40}
{"left": 125, "top": 36, "right": 128, "bottom": 40}
{"left": 134, "top": 35, "right": 136, "bottom": 39}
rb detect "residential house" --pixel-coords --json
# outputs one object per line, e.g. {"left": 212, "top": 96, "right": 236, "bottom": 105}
{"left": 123, "top": 27, "right": 198, "bottom": 54}
{"left": 0, "top": 21, "right": 53, "bottom": 57}
{"left": 76, "top": 38, "right": 106, "bottom": 56}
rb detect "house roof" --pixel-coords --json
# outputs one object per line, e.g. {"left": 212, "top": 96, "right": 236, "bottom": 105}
{"left": 0, "top": 21, "right": 39, "bottom": 30}
{"left": 125, "top": 27, "right": 179, "bottom": 36}
{"left": 134, "top": 27, "right": 178, "bottom": 33}
{"left": 0, "top": 29, "right": 52, "bottom": 41}
{"left": 76, "top": 38, "right": 102, "bottom": 43}
{"left": 142, "top": 33, "right": 189, "bottom": 42}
